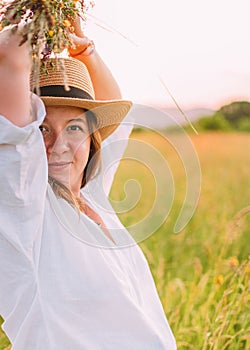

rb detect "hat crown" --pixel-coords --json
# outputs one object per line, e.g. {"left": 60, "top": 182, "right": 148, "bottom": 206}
{"left": 30, "top": 58, "right": 95, "bottom": 99}
{"left": 30, "top": 57, "right": 132, "bottom": 141}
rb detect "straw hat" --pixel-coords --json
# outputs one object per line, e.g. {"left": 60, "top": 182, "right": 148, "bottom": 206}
{"left": 30, "top": 58, "right": 132, "bottom": 140}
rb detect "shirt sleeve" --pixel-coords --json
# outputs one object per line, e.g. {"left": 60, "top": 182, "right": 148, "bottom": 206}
{"left": 0, "top": 93, "right": 48, "bottom": 257}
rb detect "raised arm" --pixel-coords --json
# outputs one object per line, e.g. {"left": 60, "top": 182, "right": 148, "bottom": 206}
{"left": 68, "top": 19, "right": 122, "bottom": 100}
{"left": 0, "top": 29, "right": 32, "bottom": 126}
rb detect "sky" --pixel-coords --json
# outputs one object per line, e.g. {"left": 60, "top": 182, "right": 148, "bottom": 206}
{"left": 85, "top": 0, "right": 250, "bottom": 110}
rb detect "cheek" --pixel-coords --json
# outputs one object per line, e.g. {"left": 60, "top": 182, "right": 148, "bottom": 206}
{"left": 42, "top": 138, "right": 50, "bottom": 159}
{"left": 73, "top": 139, "right": 91, "bottom": 165}
{"left": 42, "top": 135, "right": 56, "bottom": 157}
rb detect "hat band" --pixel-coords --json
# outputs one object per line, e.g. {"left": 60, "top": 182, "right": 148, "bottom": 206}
{"left": 39, "top": 85, "right": 94, "bottom": 100}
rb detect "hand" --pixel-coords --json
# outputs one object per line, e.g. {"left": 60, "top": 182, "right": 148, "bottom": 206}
{"left": 68, "top": 15, "right": 95, "bottom": 58}
{"left": 68, "top": 35, "right": 95, "bottom": 57}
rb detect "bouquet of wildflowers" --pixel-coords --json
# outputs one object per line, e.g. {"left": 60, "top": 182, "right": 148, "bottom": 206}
{"left": 0, "top": 0, "right": 94, "bottom": 89}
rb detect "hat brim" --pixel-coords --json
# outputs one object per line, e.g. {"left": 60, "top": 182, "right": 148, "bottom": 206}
{"left": 41, "top": 96, "right": 133, "bottom": 141}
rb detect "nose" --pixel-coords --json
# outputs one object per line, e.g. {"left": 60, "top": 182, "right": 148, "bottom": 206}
{"left": 47, "top": 132, "right": 70, "bottom": 157}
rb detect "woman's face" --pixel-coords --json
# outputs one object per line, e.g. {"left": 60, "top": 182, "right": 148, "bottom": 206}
{"left": 40, "top": 106, "right": 91, "bottom": 195}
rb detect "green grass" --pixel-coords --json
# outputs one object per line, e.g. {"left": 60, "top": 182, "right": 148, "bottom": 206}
{"left": 110, "top": 131, "right": 250, "bottom": 349}
{"left": 0, "top": 131, "right": 249, "bottom": 349}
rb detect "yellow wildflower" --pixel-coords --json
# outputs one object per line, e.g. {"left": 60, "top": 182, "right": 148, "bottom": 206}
{"left": 63, "top": 20, "right": 71, "bottom": 27}
{"left": 214, "top": 274, "right": 224, "bottom": 285}
{"left": 48, "top": 30, "right": 54, "bottom": 37}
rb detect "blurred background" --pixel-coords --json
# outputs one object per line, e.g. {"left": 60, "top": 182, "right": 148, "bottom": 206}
{"left": 88, "top": 1, "right": 250, "bottom": 349}
{"left": 86, "top": 0, "right": 250, "bottom": 108}
{"left": 0, "top": 1, "right": 249, "bottom": 349}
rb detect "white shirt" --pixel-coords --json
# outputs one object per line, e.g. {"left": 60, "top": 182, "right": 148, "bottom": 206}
{"left": 0, "top": 95, "right": 176, "bottom": 350}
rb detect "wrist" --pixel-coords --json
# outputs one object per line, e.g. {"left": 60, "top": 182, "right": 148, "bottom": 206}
{"left": 70, "top": 40, "right": 95, "bottom": 58}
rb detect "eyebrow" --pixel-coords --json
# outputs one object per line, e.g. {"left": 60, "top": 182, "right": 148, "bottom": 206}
{"left": 67, "top": 118, "right": 88, "bottom": 125}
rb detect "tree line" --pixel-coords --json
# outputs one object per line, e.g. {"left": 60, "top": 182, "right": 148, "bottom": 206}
{"left": 192, "top": 101, "right": 250, "bottom": 132}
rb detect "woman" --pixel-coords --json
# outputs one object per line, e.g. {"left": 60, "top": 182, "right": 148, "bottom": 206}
{"left": 0, "top": 23, "right": 177, "bottom": 349}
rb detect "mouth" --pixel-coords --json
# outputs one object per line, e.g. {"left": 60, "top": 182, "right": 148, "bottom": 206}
{"left": 48, "top": 162, "right": 72, "bottom": 169}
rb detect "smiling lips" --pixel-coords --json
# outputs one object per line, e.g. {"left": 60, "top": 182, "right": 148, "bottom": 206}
{"left": 48, "top": 162, "right": 72, "bottom": 169}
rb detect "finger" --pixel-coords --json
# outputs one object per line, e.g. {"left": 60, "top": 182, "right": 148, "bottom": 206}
{"left": 68, "top": 33, "right": 89, "bottom": 47}
{"left": 68, "top": 34, "right": 92, "bottom": 56}
{"left": 70, "top": 14, "right": 84, "bottom": 38}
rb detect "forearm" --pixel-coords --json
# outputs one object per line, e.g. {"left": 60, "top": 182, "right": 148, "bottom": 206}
{"left": 68, "top": 19, "right": 122, "bottom": 101}
{"left": 0, "top": 29, "right": 32, "bottom": 126}
{"left": 75, "top": 50, "right": 122, "bottom": 100}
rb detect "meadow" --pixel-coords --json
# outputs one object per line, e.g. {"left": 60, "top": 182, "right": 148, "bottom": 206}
{"left": 0, "top": 131, "right": 249, "bottom": 350}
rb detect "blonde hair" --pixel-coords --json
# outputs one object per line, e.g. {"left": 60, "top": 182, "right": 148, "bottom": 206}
{"left": 49, "top": 110, "right": 102, "bottom": 211}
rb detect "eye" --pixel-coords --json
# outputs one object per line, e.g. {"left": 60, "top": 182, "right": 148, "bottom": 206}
{"left": 67, "top": 125, "right": 84, "bottom": 132}
{"left": 39, "top": 125, "right": 50, "bottom": 135}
